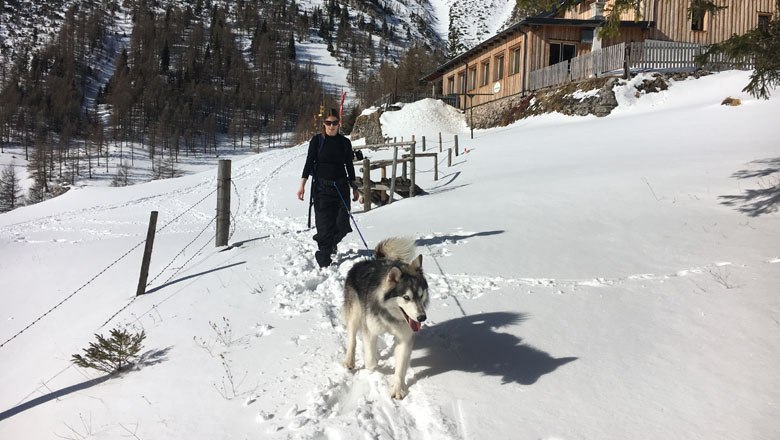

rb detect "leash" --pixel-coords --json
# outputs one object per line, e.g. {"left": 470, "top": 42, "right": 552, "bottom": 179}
{"left": 332, "top": 181, "right": 372, "bottom": 255}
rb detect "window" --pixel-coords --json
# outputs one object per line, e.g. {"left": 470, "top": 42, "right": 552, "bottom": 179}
{"left": 691, "top": 11, "right": 707, "bottom": 31}
{"left": 468, "top": 67, "right": 477, "bottom": 90}
{"left": 758, "top": 14, "right": 771, "bottom": 30}
{"left": 458, "top": 71, "right": 466, "bottom": 93}
{"left": 581, "top": 28, "right": 594, "bottom": 44}
{"left": 447, "top": 76, "right": 455, "bottom": 95}
{"left": 494, "top": 54, "right": 505, "bottom": 81}
{"left": 511, "top": 46, "right": 521, "bottom": 75}
{"left": 549, "top": 42, "right": 576, "bottom": 66}
{"left": 480, "top": 61, "right": 490, "bottom": 86}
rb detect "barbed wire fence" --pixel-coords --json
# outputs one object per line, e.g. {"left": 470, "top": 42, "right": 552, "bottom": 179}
{"left": 0, "top": 178, "right": 241, "bottom": 349}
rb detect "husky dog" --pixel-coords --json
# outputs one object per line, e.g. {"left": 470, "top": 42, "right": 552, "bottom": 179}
{"left": 342, "top": 237, "right": 429, "bottom": 400}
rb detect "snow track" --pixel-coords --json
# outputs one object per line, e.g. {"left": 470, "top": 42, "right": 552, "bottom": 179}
{"left": 224, "top": 147, "right": 460, "bottom": 438}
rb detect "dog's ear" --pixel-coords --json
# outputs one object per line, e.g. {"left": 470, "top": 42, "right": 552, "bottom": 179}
{"left": 386, "top": 267, "right": 402, "bottom": 286}
{"left": 410, "top": 255, "right": 423, "bottom": 272}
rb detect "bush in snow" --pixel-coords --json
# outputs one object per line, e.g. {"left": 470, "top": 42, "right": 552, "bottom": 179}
{"left": 72, "top": 328, "right": 146, "bottom": 374}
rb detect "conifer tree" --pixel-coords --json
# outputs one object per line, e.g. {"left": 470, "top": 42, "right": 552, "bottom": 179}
{"left": 696, "top": 0, "right": 780, "bottom": 99}
{"left": 72, "top": 328, "right": 146, "bottom": 374}
{"left": 0, "top": 163, "right": 23, "bottom": 213}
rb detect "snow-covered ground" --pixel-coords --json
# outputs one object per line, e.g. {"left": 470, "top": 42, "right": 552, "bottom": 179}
{"left": 0, "top": 70, "right": 778, "bottom": 439}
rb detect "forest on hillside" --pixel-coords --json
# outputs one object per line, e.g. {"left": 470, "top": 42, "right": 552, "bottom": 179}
{"left": 0, "top": 0, "right": 446, "bottom": 209}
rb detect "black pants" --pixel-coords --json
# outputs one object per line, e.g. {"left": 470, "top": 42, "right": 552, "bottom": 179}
{"left": 313, "top": 179, "right": 352, "bottom": 257}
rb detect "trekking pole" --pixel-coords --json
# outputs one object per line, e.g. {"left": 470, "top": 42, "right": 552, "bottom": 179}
{"left": 332, "top": 182, "right": 371, "bottom": 254}
{"left": 307, "top": 178, "right": 315, "bottom": 229}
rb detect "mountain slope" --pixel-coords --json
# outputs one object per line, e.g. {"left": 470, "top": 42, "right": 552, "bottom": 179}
{"left": 0, "top": 70, "right": 778, "bottom": 439}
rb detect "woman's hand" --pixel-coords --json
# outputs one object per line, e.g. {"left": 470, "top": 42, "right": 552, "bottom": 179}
{"left": 352, "top": 188, "right": 360, "bottom": 201}
{"left": 297, "top": 178, "right": 307, "bottom": 201}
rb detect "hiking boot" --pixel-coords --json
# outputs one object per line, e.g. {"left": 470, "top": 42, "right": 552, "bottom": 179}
{"left": 314, "top": 250, "right": 332, "bottom": 268}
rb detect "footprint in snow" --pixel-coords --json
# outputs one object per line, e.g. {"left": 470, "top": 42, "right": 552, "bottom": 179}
{"left": 252, "top": 324, "right": 274, "bottom": 337}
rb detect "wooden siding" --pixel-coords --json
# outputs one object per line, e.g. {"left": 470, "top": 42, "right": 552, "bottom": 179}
{"left": 565, "top": 0, "right": 778, "bottom": 43}
{"left": 567, "top": 0, "right": 598, "bottom": 20}
{"left": 444, "top": 31, "right": 528, "bottom": 109}
{"left": 645, "top": 0, "right": 777, "bottom": 44}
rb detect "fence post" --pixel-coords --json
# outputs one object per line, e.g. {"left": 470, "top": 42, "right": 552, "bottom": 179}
{"left": 136, "top": 211, "right": 158, "bottom": 296}
{"left": 389, "top": 146, "right": 398, "bottom": 204}
{"left": 216, "top": 159, "right": 231, "bottom": 247}
{"left": 362, "top": 158, "right": 371, "bottom": 212}
{"left": 455, "top": 135, "right": 459, "bottom": 156}
{"left": 448, "top": 148, "right": 452, "bottom": 167}
{"left": 623, "top": 43, "right": 631, "bottom": 79}
{"left": 439, "top": 132, "right": 442, "bottom": 152}
{"left": 422, "top": 136, "right": 426, "bottom": 152}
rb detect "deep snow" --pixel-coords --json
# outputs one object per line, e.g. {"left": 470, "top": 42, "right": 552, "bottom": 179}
{"left": 0, "top": 70, "right": 779, "bottom": 439}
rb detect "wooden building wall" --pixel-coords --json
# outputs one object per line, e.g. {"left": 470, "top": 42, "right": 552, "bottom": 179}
{"left": 442, "top": 31, "right": 528, "bottom": 109}
{"left": 564, "top": 0, "right": 778, "bottom": 43}
{"left": 440, "top": 24, "right": 601, "bottom": 109}
{"left": 436, "top": 0, "right": 778, "bottom": 109}
{"left": 644, "top": 0, "right": 777, "bottom": 44}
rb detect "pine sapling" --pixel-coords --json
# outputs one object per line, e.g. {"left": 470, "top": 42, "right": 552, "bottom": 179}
{"left": 72, "top": 328, "right": 146, "bottom": 374}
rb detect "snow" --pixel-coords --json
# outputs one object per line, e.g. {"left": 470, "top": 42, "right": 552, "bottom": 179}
{"left": 296, "top": 36, "right": 354, "bottom": 102}
{"left": 1, "top": 70, "right": 779, "bottom": 439}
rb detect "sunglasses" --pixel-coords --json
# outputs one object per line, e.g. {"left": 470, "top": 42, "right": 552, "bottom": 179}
{"left": 324, "top": 120, "right": 339, "bottom": 126}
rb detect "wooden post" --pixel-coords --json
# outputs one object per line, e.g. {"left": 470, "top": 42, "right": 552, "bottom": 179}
{"left": 362, "top": 158, "right": 371, "bottom": 212}
{"left": 623, "top": 43, "right": 631, "bottom": 79}
{"left": 216, "top": 159, "right": 231, "bottom": 247}
{"left": 434, "top": 154, "right": 439, "bottom": 181}
{"left": 448, "top": 148, "right": 452, "bottom": 167}
{"left": 389, "top": 146, "right": 398, "bottom": 204}
{"left": 410, "top": 141, "right": 416, "bottom": 197}
{"left": 422, "top": 136, "right": 426, "bottom": 152}
{"left": 136, "top": 211, "right": 158, "bottom": 296}
{"left": 438, "top": 132, "right": 442, "bottom": 152}
{"left": 455, "top": 135, "right": 459, "bottom": 156}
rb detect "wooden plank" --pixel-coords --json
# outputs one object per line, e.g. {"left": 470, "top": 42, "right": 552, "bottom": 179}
{"left": 362, "top": 158, "right": 371, "bottom": 212}
{"left": 389, "top": 147, "right": 398, "bottom": 204}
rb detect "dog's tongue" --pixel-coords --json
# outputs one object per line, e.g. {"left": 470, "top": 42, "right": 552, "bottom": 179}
{"left": 408, "top": 318, "right": 421, "bottom": 333}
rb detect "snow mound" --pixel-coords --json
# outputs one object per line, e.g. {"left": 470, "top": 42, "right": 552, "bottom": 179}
{"left": 381, "top": 98, "right": 468, "bottom": 140}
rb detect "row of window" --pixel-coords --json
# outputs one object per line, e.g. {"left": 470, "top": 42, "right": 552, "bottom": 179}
{"left": 446, "top": 41, "right": 579, "bottom": 95}
{"left": 446, "top": 46, "right": 523, "bottom": 95}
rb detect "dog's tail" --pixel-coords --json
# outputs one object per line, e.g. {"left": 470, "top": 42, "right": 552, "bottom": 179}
{"left": 374, "top": 237, "right": 417, "bottom": 263}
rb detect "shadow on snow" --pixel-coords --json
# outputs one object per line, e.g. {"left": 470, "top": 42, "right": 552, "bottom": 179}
{"left": 411, "top": 311, "right": 577, "bottom": 386}
{"left": 0, "top": 347, "right": 171, "bottom": 422}
{"left": 415, "top": 230, "right": 504, "bottom": 247}
{"left": 720, "top": 157, "right": 780, "bottom": 217}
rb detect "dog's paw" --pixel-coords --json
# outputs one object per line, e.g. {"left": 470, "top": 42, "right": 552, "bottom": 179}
{"left": 390, "top": 383, "right": 408, "bottom": 400}
{"left": 343, "top": 360, "right": 355, "bottom": 370}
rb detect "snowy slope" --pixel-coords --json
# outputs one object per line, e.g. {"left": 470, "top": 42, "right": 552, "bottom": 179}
{"left": 0, "top": 70, "right": 778, "bottom": 439}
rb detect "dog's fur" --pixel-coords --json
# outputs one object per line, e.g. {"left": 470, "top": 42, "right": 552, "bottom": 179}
{"left": 342, "top": 237, "right": 429, "bottom": 399}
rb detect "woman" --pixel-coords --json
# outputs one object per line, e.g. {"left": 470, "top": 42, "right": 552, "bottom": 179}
{"left": 297, "top": 109, "right": 360, "bottom": 268}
